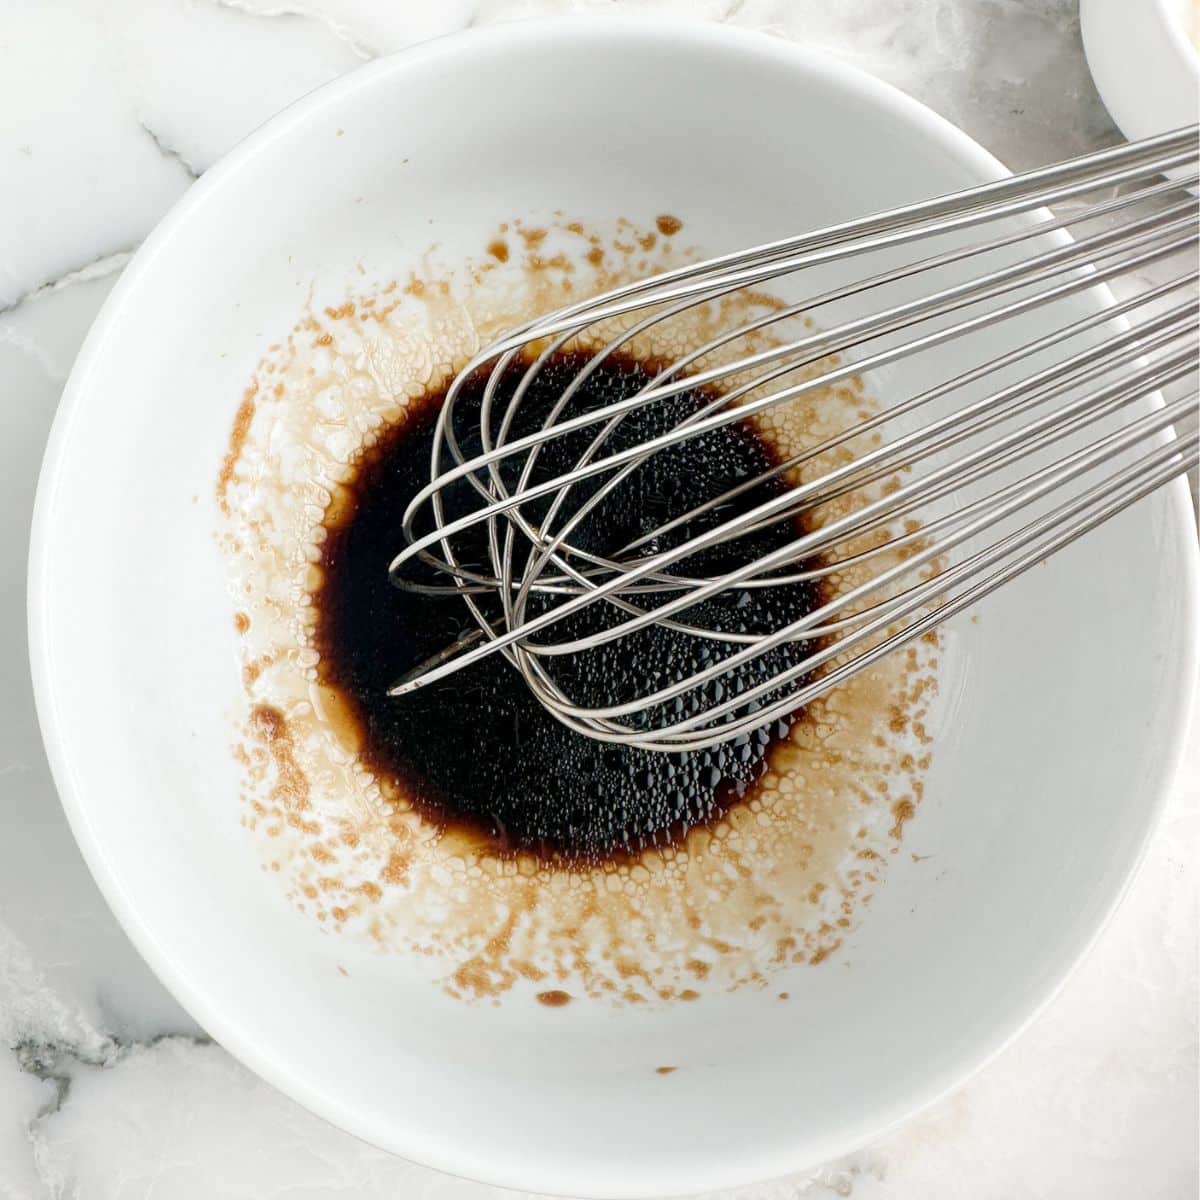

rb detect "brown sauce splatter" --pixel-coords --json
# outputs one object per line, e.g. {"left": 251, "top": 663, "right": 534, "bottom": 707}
{"left": 249, "top": 704, "right": 310, "bottom": 812}
{"left": 536, "top": 989, "right": 573, "bottom": 1008}
{"left": 216, "top": 383, "right": 258, "bottom": 514}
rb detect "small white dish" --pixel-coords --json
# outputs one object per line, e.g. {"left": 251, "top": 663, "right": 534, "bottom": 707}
{"left": 1081, "top": 0, "right": 1200, "bottom": 142}
{"left": 28, "top": 18, "right": 1199, "bottom": 1197}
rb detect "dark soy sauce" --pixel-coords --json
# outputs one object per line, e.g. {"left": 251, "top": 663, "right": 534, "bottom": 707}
{"left": 314, "top": 351, "right": 824, "bottom": 864}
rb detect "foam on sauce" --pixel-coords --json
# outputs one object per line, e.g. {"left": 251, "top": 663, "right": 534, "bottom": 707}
{"left": 313, "top": 349, "right": 833, "bottom": 865}
{"left": 218, "top": 214, "right": 938, "bottom": 1004}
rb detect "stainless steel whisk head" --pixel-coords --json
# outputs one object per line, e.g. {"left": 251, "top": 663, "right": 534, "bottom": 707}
{"left": 388, "top": 126, "right": 1200, "bottom": 753}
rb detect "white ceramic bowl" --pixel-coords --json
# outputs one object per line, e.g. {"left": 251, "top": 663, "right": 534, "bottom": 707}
{"left": 1081, "top": 0, "right": 1200, "bottom": 142}
{"left": 28, "top": 18, "right": 1199, "bottom": 1197}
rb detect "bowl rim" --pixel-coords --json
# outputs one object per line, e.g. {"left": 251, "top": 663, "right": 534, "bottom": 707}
{"left": 27, "top": 14, "right": 1200, "bottom": 1197}
{"left": 1156, "top": 0, "right": 1200, "bottom": 79}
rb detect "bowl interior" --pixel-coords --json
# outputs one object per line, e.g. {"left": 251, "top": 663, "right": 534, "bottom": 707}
{"left": 30, "top": 20, "right": 1197, "bottom": 1197}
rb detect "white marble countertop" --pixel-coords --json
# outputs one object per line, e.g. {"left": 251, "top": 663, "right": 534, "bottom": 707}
{"left": 1, "top": 3, "right": 1196, "bottom": 1197}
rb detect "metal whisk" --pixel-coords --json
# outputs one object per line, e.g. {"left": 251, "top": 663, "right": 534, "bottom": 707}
{"left": 387, "top": 125, "right": 1200, "bottom": 753}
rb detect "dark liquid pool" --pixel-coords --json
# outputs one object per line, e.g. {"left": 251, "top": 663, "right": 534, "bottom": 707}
{"left": 313, "top": 350, "right": 824, "bottom": 865}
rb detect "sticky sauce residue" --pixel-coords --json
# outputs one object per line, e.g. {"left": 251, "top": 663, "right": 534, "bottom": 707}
{"left": 536, "top": 990, "right": 573, "bottom": 1008}
{"left": 216, "top": 383, "right": 258, "bottom": 516}
{"left": 249, "top": 703, "right": 310, "bottom": 814}
{"left": 219, "top": 213, "right": 939, "bottom": 1006}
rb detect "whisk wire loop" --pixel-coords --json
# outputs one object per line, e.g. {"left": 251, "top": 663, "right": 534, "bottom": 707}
{"left": 386, "top": 126, "right": 1200, "bottom": 753}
